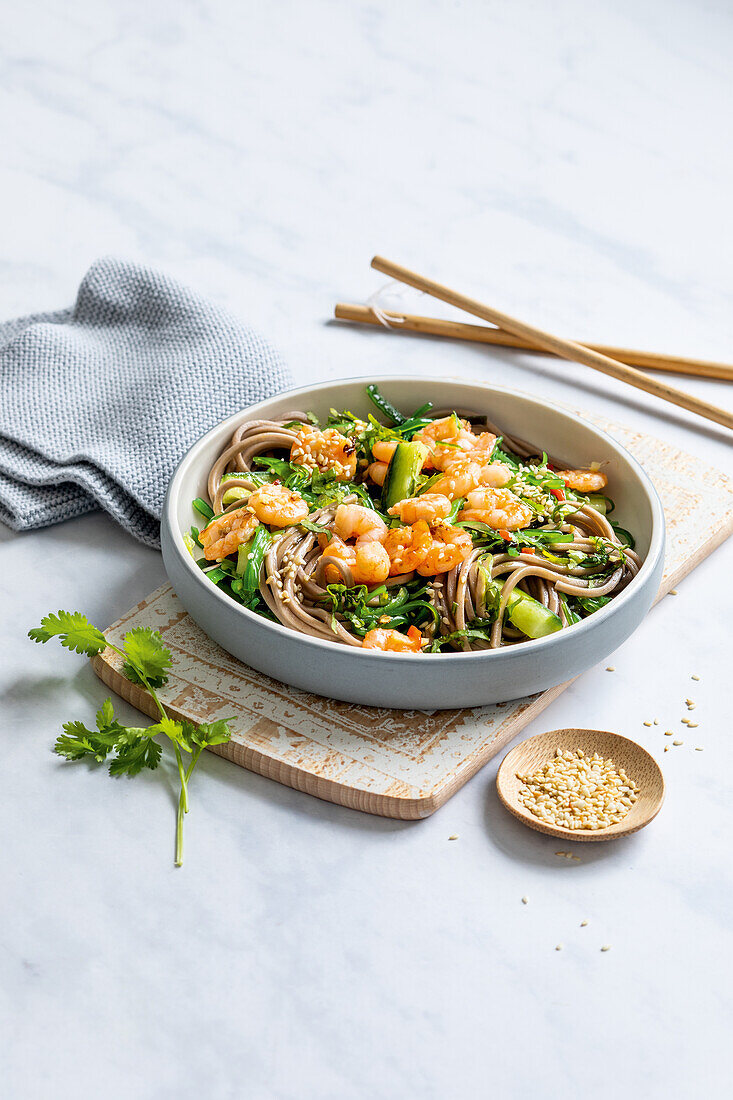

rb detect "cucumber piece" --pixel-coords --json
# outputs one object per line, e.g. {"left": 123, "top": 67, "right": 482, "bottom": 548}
{"left": 586, "top": 494, "right": 608, "bottom": 515}
{"left": 222, "top": 486, "right": 249, "bottom": 507}
{"left": 505, "top": 588, "right": 563, "bottom": 638}
{"left": 380, "top": 441, "right": 429, "bottom": 510}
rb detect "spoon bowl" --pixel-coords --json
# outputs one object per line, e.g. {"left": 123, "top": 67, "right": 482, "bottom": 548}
{"left": 496, "top": 728, "right": 665, "bottom": 841}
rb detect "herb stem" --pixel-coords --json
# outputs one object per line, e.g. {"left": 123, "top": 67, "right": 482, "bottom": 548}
{"left": 176, "top": 791, "right": 184, "bottom": 867}
{"left": 174, "top": 744, "right": 190, "bottom": 813}
{"left": 175, "top": 746, "right": 203, "bottom": 867}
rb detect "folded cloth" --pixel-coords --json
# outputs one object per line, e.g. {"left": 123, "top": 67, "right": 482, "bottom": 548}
{"left": 0, "top": 258, "right": 291, "bottom": 547}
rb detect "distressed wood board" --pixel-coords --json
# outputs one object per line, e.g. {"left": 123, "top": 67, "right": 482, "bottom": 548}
{"left": 93, "top": 415, "right": 733, "bottom": 819}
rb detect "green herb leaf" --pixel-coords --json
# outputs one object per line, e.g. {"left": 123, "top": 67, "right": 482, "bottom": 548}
{"left": 28, "top": 611, "right": 107, "bottom": 656}
{"left": 108, "top": 732, "right": 163, "bottom": 777}
{"left": 121, "top": 628, "right": 172, "bottom": 688}
{"left": 192, "top": 718, "right": 234, "bottom": 748}
{"left": 55, "top": 721, "right": 120, "bottom": 763}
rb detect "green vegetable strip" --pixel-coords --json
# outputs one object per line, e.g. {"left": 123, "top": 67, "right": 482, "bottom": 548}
{"left": 241, "top": 526, "right": 272, "bottom": 593}
{"left": 192, "top": 497, "right": 214, "bottom": 521}
{"left": 366, "top": 384, "right": 407, "bottom": 425}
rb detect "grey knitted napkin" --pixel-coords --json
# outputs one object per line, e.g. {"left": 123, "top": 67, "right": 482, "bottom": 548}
{"left": 0, "top": 258, "right": 291, "bottom": 547}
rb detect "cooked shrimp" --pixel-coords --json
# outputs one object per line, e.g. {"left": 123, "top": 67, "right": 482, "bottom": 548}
{"left": 459, "top": 487, "right": 533, "bottom": 531}
{"left": 388, "top": 493, "right": 452, "bottom": 524}
{"left": 416, "top": 521, "right": 473, "bottom": 575}
{"left": 200, "top": 508, "right": 259, "bottom": 562}
{"left": 557, "top": 468, "right": 608, "bottom": 493}
{"left": 413, "top": 416, "right": 475, "bottom": 469}
{"left": 334, "top": 503, "right": 388, "bottom": 544}
{"left": 320, "top": 536, "right": 355, "bottom": 584}
{"left": 353, "top": 541, "right": 391, "bottom": 584}
{"left": 383, "top": 519, "right": 432, "bottom": 575}
{"left": 476, "top": 461, "right": 512, "bottom": 488}
{"left": 470, "top": 432, "right": 498, "bottom": 462}
{"left": 290, "top": 426, "right": 357, "bottom": 480}
{"left": 320, "top": 535, "right": 390, "bottom": 585}
{"left": 430, "top": 457, "right": 482, "bottom": 499}
{"left": 248, "top": 483, "right": 309, "bottom": 527}
{"left": 413, "top": 415, "right": 471, "bottom": 448}
{"left": 366, "top": 461, "right": 389, "bottom": 487}
{"left": 362, "top": 625, "right": 423, "bottom": 653}
{"left": 371, "top": 440, "right": 398, "bottom": 463}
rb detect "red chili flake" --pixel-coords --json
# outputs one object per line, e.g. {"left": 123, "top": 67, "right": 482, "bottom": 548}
{"left": 499, "top": 529, "right": 513, "bottom": 542}
{"left": 549, "top": 486, "right": 565, "bottom": 502}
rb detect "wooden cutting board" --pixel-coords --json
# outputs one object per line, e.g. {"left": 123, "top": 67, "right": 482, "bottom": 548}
{"left": 92, "top": 414, "right": 733, "bottom": 819}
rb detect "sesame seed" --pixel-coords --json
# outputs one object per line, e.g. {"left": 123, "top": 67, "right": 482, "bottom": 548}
{"left": 687, "top": 722, "right": 699, "bottom": 728}
{"left": 643, "top": 721, "right": 652, "bottom": 727}
{"left": 673, "top": 740, "right": 683, "bottom": 746}
{"left": 521, "top": 896, "right": 529, "bottom": 905}
{"left": 580, "top": 920, "right": 588, "bottom": 927}
{"left": 448, "top": 834, "right": 459, "bottom": 841}
{"left": 664, "top": 730, "right": 673, "bottom": 736}
{"left": 691, "top": 674, "right": 700, "bottom": 681}
{"left": 669, "top": 588, "right": 678, "bottom": 595}
{"left": 664, "top": 746, "right": 669, "bottom": 751}
{"left": 605, "top": 666, "right": 615, "bottom": 672}
{"left": 600, "top": 945, "right": 611, "bottom": 952}
{"left": 653, "top": 719, "right": 659, "bottom": 725}
{"left": 555, "top": 944, "right": 563, "bottom": 951}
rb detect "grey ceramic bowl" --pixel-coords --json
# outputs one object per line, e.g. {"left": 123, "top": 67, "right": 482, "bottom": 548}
{"left": 161, "top": 377, "right": 665, "bottom": 709}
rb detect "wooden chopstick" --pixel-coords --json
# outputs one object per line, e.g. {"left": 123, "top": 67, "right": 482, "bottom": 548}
{"left": 334, "top": 303, "right": 733, "bottom": 383}
{"left": 369, "top": 256, "right": 733, "bottom": 432}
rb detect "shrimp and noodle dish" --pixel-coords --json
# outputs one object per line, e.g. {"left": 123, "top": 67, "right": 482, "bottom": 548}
{"left": 186, "top": 385, "right": 641, "bottom": 655}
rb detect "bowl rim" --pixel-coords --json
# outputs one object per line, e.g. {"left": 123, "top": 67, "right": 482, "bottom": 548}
{"left": 163, "top": 375, "right": 666, "bottom": 663}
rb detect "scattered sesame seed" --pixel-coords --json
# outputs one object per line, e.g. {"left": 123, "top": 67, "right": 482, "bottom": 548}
{"left": 695, "top": 747, "right": 703, "bottom": 752}
{"left": 643, "top": 721, "right": 652, "bottom": 727}
{"left": 673, "top": 740, "right": 683, "bottom": 746}
{"left": 664, "top": 731, "right": 673, "bottom": 736}
{"left": 691, "top": 674, "right": 700, "bottom": 681}
{"left": 653, "top": 719, "right": 659, "bottom": 726}
{"left": 687, "top": 722, "right": 698, "bottom": 728}
{"left": 580, "top": 920, "right": 588, "bottom": 927}
{"left": 669, "top": 589, "right": 678, "bottom": 595}
{"left": 605, "top": 666, "right": 615, "bottom": 672}
{"left": 600, "top": 945, "right": 611, "bottom": 952}
{"left": 448, "top": 834, "right": 459, "bottom": 841}
{"left": 521, "top": 896, "right": 529, "bottom": 905}
{"left": 555, "top": 944, "right": 563, "bottom": 951}
{"left": 664, "top": 746, "right": 669, "bottom": 752}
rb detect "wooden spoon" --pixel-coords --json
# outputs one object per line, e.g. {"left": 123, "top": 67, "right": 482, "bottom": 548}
{"left": 496, "top": 728, "right": 665, "bottom": 842}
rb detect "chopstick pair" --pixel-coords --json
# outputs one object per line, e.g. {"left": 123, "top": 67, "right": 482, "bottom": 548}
{"left": 334, "top": 256, "right": 733, "bottom": 432}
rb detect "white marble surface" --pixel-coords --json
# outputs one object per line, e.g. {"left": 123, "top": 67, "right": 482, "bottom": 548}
{"left": 1, "top": 2, "right": 732, "bottom": 1097}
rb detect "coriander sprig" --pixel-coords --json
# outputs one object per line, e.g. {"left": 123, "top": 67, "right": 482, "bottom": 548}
{"left": 29, "top": 610, "right": 232, "bottom": 866}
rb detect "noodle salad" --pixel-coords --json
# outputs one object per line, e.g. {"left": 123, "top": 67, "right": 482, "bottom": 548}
{"left": 186, "top": 385, "right": 640, "bottom": 653}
